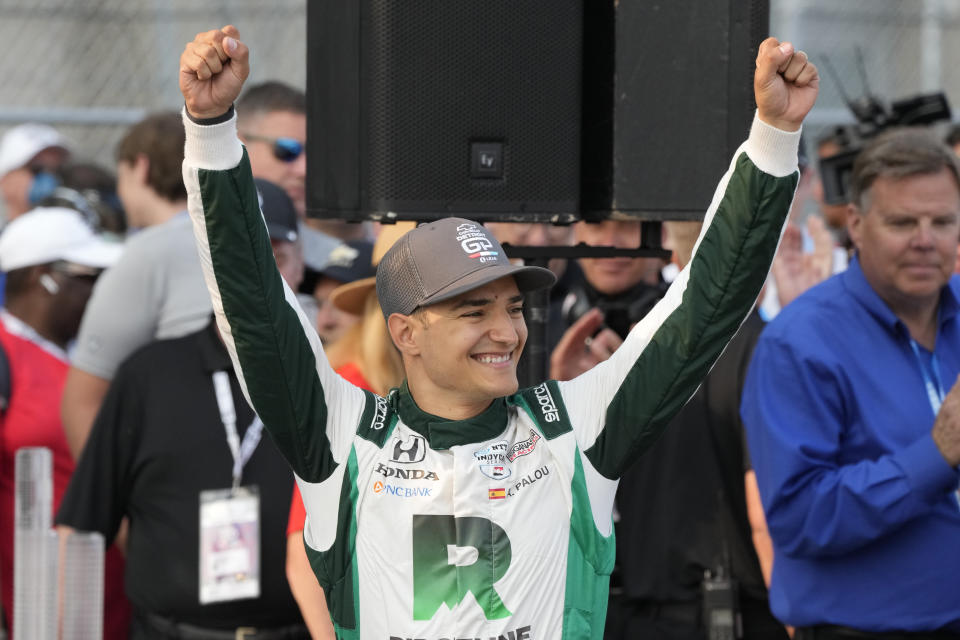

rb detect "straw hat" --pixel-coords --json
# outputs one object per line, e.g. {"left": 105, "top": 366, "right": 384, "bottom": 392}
{"left": 329, "top": 221, "right": 415, "bottom": 314}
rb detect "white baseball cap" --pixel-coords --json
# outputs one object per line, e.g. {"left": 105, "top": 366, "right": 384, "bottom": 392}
{"left": 0, "top": 207, "right": 123, "bottom": 271}
{"left": 0, "top": 123, "right": 70, "bottom": 179}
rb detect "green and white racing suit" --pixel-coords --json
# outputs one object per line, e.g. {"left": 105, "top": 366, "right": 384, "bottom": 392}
{"left": 182, "top": 109, "right": 799, "bottom": 640}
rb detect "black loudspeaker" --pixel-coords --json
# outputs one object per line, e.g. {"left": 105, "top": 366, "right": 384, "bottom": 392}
{"left": 306, "top": 0, "right": 583, "bottom": 223}
{"left": 580, "top": 0, "right": 770, "bottom": 221}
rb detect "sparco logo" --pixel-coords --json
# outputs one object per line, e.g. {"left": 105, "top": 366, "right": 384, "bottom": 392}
{"left": 455, "top": 223, "right": 498, "bottom": 263}
{"left": 370, "top": 395, "right": 388, "bottom": 431}
{"left": 533, "top": 383, "right": 559, "bottom": 423}
{"left": 507, "top": 429, "right": 540, "bottom": 462}
{"left": 391, "top": 434, "right": 425, "bottom": 463}
{"left": 375, "top": 463, "right": 439, "bottom": 481}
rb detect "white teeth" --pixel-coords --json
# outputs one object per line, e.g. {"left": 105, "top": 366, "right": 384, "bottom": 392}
{"left": 476, "top": 354, "right": 510, "bottom": 364}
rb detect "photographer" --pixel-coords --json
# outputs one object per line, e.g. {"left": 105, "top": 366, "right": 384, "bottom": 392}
{"left": 553, "top": 223, "right": 785, "bottom": 640}
{"left": 549, "top": 219, "right": 667, "bottom": 381}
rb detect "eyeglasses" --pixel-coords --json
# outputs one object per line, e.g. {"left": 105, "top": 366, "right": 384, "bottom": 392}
{"left": 51, "top": 261, "right": 102, "bottom": 283}
{"left": 241, "top": 133, "right": 304, "bottom": 163}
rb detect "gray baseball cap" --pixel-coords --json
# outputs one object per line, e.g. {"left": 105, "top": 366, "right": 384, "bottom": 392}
{"left": 376, "top": 217, "right": 556, "bottom": 318}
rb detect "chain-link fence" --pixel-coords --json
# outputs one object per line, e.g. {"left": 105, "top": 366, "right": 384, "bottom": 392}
{"left": 1, "top": 0, "right": 959, "bottom": 214}
{"left": 772, "top": 0, "right": 960, "bottom": 140}
{"left": 0, "top": 0, "right": 306, "bottom": 178}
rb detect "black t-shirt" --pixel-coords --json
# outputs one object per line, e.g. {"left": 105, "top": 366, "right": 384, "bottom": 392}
{"left": 56, "top": 320, "right": 302, "bottom": 629}
{"left": 614, "top": 311, "right": 770, "bottom": 604}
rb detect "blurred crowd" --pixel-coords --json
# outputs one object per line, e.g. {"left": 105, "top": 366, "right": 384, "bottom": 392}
{"left": 0, "top": 77, "right": 959, "bottom": 640}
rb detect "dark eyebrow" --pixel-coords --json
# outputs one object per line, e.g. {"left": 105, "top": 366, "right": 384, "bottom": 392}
{"left": 452, "top": 297, "right": 492, "bottom": 310}
{"left": 451, "top": 293, "right": 525, "bottom": 310}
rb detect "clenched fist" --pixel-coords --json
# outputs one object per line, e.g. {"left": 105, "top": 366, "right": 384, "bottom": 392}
{"left": 754, "top": 38, "right": 819, "bottom": 132}
{"left": 179, "top": 25, "right": 250, "bottom": 119}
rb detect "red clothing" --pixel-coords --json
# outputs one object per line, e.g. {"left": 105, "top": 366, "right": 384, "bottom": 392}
{"left": 0, "top": 316, "right": 130, "bottom": 638}
{"left": 287, "top": 363, "right": 373, "bottom": 536}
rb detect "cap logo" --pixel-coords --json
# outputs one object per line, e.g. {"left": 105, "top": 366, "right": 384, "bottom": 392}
{"left": 455, "top": 223, "right": 498, "bottom": 263}
{"left": 327, "top": 244, "right": 360, "bottom": 268}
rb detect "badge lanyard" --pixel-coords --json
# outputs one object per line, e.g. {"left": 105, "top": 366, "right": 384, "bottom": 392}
{"left": 212, "top": 371, "right": 264, "bottom": 491}
{"left": 908, "top": 339, "right": 945, "bottom": 415}
{"left": 908, "top": 340, "right": 960, "bottom": 509}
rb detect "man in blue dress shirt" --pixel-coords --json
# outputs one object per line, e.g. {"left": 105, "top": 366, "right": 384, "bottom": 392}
{"left": 742, "top": 127, "right": 960, "bottom": 639}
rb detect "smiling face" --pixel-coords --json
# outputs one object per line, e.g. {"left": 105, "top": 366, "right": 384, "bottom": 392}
{"left": 393, "top": 276, "right": 527, "bottom": 419}
{"left": 849, "top": 168, "right": 960, "bottom": 317}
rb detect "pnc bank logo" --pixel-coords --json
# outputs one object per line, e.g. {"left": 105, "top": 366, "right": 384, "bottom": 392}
{"left": 374, "top": 480, "right": 432, "bottom": 499}
{"left": 411, "top": 514, "right": 511, "bottom": 621}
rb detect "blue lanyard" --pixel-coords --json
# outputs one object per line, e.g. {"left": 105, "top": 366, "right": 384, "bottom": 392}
{"left": 908, "top": 339, "right": 945, "bottom": 415}
{"left": 909, "top": 339, "right": 960, "bottom": 509}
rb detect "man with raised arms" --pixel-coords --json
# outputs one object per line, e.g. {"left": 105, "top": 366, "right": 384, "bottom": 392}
{"left": 178, "top": 26, "right": 817, "bottom": 639}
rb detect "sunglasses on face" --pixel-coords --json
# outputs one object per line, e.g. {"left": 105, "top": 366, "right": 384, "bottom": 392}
{"left": 51, "top": 260, "right": 102, "bottom": 283}
{"left": 242, "top": 133, "right": 304, "bottom": 163}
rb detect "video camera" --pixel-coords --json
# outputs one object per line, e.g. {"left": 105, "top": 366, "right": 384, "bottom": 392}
{"left": 819, "top": 91, "right": 952, "bottom": 206}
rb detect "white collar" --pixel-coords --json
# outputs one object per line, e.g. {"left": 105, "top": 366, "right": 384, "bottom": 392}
{"left": 0, "top": 309, "right": 69, "bottom": 362}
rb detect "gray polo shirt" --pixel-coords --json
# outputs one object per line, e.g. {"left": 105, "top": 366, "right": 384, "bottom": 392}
{"left": 72, "top": 213, "right": 211, "bottom": 379}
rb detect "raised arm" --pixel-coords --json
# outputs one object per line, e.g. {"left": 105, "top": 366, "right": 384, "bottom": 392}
{"left": 178, "top": 27, "right": 367, "bottom": 482}
{"left": 558, "top": 39, "right": 819, "bottom": 479}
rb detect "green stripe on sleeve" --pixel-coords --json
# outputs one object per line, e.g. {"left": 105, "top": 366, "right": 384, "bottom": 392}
{"left": 197, "top": 155, "right": 336, "bottom": 483}
{"left": 561, "top": 451, "right": 615, "bottom": 639}
{"left": 307, "top": 447, "right": 361, "bottom": 635}
{"left": 585, "top": 154, "right": 797, "bottom": 478}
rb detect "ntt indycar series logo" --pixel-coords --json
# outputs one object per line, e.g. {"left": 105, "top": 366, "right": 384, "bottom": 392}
{"left": 473, "top": 440, "right": 511, "bottom": 480}
{"left": 455, "top": 223, "right": 499, "bottom": 263}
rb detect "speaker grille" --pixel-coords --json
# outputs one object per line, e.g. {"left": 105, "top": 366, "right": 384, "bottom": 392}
{"left": 363, "top": 0, "right": 582, "bottom": 215}
{"left": 580, "top": 0, "right": 770, "bottom": 221}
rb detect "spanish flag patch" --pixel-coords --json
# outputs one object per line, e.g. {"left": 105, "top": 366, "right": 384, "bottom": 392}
{"left": 488, "top": 488, "right": 506, "bottom": 500}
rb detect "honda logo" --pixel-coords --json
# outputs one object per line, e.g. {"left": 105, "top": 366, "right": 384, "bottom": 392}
{"left": 391, "top": 434, "right": 425, "bottom": 463}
